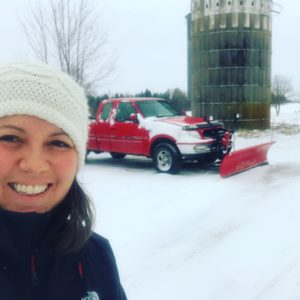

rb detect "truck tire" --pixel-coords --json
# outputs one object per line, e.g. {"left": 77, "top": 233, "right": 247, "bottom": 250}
{"left": 110, "top": 152, "right": 127, "bottom": 159}
{"left": 153, "top": 143, "right": 181, "bottom": 174}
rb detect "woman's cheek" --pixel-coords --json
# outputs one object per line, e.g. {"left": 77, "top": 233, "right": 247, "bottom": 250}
{"left": 55, "top": 153, "right": 78, "bottom": 176}
{"left": 0, "top": 149, "right": 15, "bottom": 178}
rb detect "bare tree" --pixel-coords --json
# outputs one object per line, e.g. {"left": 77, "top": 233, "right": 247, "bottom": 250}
{"left": 20, "top": 0, "right": 114, "bottom": 93}
{"left": 272, "top": 75, "right": 294, "bottom": 116}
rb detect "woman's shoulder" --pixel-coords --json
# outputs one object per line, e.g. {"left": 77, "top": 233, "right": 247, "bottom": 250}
{"left": 80, "top": 233, "right": 127, "bottom": 300}
{"left": 81, "top": 232, "right": 117, "bottom": 263}
{"left": 87, "top": 232, "right": 112, "bottom": 250}
{"left": 88, "top": 232, "right": 110, "bottom": 247}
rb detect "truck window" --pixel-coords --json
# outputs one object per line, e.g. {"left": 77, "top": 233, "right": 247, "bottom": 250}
{"left": 100, "top": 102, "right": 113, "bottom": 121}
{"left": 135, "top": 100, "right": 180, "bottom": 118}
{"left": 115, "top": 102, "right": 137, "bottom": 122}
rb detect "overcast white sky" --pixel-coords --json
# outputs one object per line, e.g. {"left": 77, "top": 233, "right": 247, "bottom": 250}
{"left": 0, "top": 0, "right": 299, "bottom": 96}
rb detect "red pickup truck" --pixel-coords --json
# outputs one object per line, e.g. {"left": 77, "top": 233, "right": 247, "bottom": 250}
{"left": 86, "top": 97, "right": 233, "bottom": 173}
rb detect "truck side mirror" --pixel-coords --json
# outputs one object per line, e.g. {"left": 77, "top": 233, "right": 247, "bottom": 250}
{"left": 129, "top": 113, "right": 138, "bottom": 122}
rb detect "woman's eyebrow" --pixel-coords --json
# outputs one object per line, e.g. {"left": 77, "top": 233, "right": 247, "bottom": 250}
{"left": 0, "top": 126, "right": 69, "bottom": 138}
{"left": 0, "top": 125, "right": 25, "bottom": 132}
{"left": 49, "top": 131, "right": 69, "bottom": 137}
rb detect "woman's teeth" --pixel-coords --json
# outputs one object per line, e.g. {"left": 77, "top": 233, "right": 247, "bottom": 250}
{"left": 10, "top": 183, "right": 49, "bottom": 195}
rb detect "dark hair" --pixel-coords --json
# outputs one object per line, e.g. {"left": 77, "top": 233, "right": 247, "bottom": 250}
{"left": 55, "top": 178, "right": 95, "bottom": 254}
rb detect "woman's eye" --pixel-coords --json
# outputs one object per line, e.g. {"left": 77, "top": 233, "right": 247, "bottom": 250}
{"left": 0, "top": 135, "right": 21, "bottom": 143}
{"left": 49, "top": 140, "right": 72, "bottom": 148}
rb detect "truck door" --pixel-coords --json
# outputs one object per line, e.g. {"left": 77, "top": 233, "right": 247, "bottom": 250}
{"left": 95, "top": 101, "right": 113, "bottom": 151}
{"left": 110, "top": 101, "right": 148, "bottom": 154}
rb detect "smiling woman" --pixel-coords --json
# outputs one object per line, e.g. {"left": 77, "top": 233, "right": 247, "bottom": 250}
{"left": 0, "top": 63, "right": 127, "bottom": 300}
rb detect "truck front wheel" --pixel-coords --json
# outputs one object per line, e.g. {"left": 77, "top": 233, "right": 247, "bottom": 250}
{"left": 153, "top": 143, "right": 181, "bottom": 174}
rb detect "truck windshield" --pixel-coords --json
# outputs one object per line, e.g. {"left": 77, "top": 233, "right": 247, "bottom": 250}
{"left": 135, "top": 100, "right": 181, "bottom": 118}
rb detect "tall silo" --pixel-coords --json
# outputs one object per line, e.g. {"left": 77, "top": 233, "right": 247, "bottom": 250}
{"left": 186, "top": 13, "right": 193, "bottom": 102}
{"left": 190, "top": 0, "right": 273, "bottom": 129}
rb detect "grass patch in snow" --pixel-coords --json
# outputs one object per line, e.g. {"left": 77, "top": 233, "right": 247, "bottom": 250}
{"left": 271, "top": 123, "right": 300, "bottom": 135}
{"left": 236, "top": 123, "right": 300, "bottom": 138}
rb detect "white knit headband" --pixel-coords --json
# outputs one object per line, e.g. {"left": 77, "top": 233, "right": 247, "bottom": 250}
{"left": 0, "top": 63, "right": 88, "bottom": 169}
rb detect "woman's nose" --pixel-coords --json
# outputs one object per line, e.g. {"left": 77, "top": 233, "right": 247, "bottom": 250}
{"left": 18, "top": 145, "right": 50, "bottom": 173}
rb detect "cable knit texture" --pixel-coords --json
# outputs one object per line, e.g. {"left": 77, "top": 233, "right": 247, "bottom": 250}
{"left": 0, "top": 63, "right": 88, "bottom": 168}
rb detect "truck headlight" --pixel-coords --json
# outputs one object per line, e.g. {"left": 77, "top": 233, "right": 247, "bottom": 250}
{"left": 187, "top": 131, "right": 200, "bottom": 138}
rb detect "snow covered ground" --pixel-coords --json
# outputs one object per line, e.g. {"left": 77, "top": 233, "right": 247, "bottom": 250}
{"left": 79, "top": 103, "right": 300, "bottom": 300}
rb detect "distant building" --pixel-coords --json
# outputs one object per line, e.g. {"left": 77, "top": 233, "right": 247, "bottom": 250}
{"left": 188, "top": 0, "right": 273, "bottom": 129}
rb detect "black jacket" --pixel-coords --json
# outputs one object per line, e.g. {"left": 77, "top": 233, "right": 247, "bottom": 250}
{"left": 0, "top": 206, "right": 127, "bottom": 300}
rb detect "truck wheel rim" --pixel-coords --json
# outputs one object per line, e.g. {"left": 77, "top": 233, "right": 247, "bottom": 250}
{"left": 157, "top": 149, "right": 172, "bottom": 171}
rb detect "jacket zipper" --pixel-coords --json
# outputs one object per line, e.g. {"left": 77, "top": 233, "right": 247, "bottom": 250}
{"left": 31, "top": 249, "right": 40, "bottom": 286}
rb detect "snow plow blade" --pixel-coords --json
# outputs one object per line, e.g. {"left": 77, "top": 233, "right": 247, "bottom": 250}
{"left": 220, "top": 141, "right": 275, "bottom": 178}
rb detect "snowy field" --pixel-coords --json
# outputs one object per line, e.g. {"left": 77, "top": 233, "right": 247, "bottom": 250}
{"left": 79, "top": 103, "right": 300, "bottom": 300}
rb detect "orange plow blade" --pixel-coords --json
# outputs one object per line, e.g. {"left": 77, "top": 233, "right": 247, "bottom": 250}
{"left": 220, "top": 141, "right": 275, "bottom": 178}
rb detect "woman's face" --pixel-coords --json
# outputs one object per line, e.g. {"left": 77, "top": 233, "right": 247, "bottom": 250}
{"left": 0, "top": 115, "right": 78, "bottom": 213}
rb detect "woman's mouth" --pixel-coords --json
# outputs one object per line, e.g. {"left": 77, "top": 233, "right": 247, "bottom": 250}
{"left": 8, "top": 183, "right": 51, "bottom": 196}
